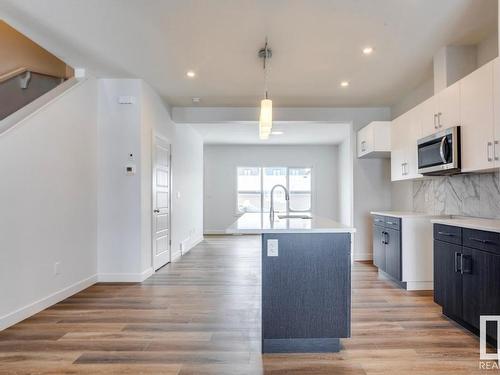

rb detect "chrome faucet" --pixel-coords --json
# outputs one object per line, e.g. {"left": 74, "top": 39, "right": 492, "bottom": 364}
{"left": 269, "top": 184, "right": 289, "bottom": 222}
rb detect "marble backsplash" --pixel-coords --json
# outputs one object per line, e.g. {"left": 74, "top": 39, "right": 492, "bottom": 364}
{"left": 412, "top": 172, "right": 500, "bottom": 219}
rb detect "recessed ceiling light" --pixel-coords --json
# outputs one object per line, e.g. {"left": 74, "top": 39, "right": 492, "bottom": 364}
{"left": 271, "top": 131, "right": 284, "bottom": 135}
{"left": 186, "top": 70, "right": 196, "bottom": 78}
{"left": 192, "top": 97, "right": 201, "bottom": 104}
{"left": 362, "top": 46, "right": 374, "bottom": 55}
{"left": 340, "top": 81, "right": 349, "bottom": 87}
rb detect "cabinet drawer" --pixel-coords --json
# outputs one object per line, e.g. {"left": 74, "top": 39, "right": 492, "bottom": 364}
{"left": 462, "top": 228, "right": 500, "bottom": 255}
{"left": 384, "top": 217, "right": 401, "bottom": 231}
{"left": 373, "top": 215, "right": 385, "bottom": 227}
{"left": 434, "top": 224, "right": 462, "bottom": 245}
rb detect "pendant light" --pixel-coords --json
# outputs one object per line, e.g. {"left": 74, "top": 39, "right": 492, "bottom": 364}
{"left": 258, "top": 38, "right": 272, "bottom": 140}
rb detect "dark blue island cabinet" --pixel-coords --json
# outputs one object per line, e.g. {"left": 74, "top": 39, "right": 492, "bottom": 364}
{"left": 433, "top": 222, "right": 500, "bottom": 346}
{"left": 261, "top": 233, "right": 351, "bottom": 353}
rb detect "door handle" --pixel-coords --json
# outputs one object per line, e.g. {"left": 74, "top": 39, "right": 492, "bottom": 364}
{"left": 437, "top": 112, "right": 443, "bottom": 128}
{"left": 461, "top": 254, "right": 472, "bottom": 274}
{"left": 361, "top": 140, "right": 366, "bottom": 152}
{"left": 439, "top": 136, "right": 447, "bottom": 163}
{"left": 495, "top": 140, "right": 499, "bottom": 161}
{"left": 454, "top": 252, "right": 462, "bottom": 273}
{"left": 437, "top": 231, "right": 455, "bottom": 237}
{"left": 384, "top": 231, "right": 389, "bottom": 245}
{"left": 433, "top": 114, "right": 438, "bottom": 129}
{"left": 154, "top": 209, "right": 160, "bottom": 213}
{"left": 487, "top": 142, "right": 493, "bottom": 162}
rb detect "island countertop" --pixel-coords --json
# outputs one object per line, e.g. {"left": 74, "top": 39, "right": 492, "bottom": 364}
{"left": 226, "top": 213, "right": 356, "bottom": 234}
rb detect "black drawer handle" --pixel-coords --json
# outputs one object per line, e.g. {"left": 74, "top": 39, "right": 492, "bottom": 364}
{"left": 375, "top": 219, "right": 383, "bottom": 222}
{"left": 438, "top": 231, "right": 455, "bottom": 237}
{"left": 461, "top": 254, "right": 472, "bottom": 274}
{"left": 469, "top": 237, "right": 492, "bottom": 244}
{"left": 454, "top": 252, "right": 462, "bottom": 273}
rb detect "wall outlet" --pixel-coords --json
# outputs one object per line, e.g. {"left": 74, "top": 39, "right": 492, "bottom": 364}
{"left": 267, "top": 239, "right": 279, "bottom": 257}
{"left": 54, "top": 261, "right": 61, "bottom": 275}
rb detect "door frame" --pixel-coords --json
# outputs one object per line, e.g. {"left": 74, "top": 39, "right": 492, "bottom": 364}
{"left": 151, "top": 135, "right": 172, "bottom": 270}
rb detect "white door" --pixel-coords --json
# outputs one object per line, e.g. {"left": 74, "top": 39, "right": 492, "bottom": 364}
{"left": 436, "top": 81, "right": 460, "bottom": 131}
{"left": 460, "top": 60, "right": 495, "bottom": 172}
{"left": 152, "top": 137, "right": 171, "bottom": 270}
{"left": 420, "top": 96, "right": 438, "bottom": 138}
{"left": 405, "top": 105, "right": 423, "bottom": 180}
{"left": 390, "top": 114, "right": 405, "bottom": 181}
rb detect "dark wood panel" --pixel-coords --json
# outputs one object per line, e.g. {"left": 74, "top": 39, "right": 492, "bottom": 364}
{"left": 385, "top": 228, "right": 401, "bottom": 281}
{"left": 462, "top": 228, "right": 500, "bottom": 255}
{"left": 261, "top": 233, "right": 351, "bottom": 341}
{"left": 433, "top": 240, "right": 463, "bottom": 317}
{"left": 373, "top": 224, "right": 385, "bottom": 270}
{"left": 434, "top": 224, "right": 462, "bottom": 245}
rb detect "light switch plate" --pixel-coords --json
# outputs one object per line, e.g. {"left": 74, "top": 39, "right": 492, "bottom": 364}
{"left": 267, "top": 239, "right": 279, "bottom": 257}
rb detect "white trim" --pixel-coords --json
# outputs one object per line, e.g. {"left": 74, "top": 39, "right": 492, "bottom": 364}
{"left": 0, "top": 77, "right": 86, "bottom": 136}
{"left": 406, "top": 281, "right": 433, "bottom": 291}
{"left": 353, "top": 252, "right": 372, "bottom": 261}
{"left": 0, "top": 274, "right": 97, "bottom": 331}
{"left": 204, "top": 230, "right": 227, "bottom": 235}
{"left": 171, "top": 250, "right": 182, "bottom": 262}
{"left": 182, "top": 236, "right": 204, "bottom": 255}
{"left": 98, "top": 267, "right": 154, "bottom": 283}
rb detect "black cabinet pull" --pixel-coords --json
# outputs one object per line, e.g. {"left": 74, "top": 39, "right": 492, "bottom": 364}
{"left": 384, "top": 231, "right": 389, "bottom": 245}
{"left": 461, "top": 254, "right": 472, "bottom": 274}
{"left": 469, "top": 237, "right": 493, "bottom": 245}
{"left": 386, "top": 221, "right": 394, "bottom": 225}
{"left": 381, "top": 231, "right": 386, "bottom": 244}
{"left": 454, "top": 252, "right": 462, "bottom": 273}
{"left": 438, "top": 231, "right": 455, "bottom": 237}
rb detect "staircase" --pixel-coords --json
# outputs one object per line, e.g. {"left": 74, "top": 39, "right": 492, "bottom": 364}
{"left": 0, "top": 68, "right": 65, "bottom": 120}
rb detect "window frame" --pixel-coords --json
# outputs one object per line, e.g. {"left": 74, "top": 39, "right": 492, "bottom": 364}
{"left": 236, "top": 166, "right": 313, "bottom": 214}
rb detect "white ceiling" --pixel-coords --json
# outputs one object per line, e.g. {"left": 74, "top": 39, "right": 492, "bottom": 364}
{"left": 189, "top": 122, "right": 351, "bottom": 145}
{"left": 1, "top": 0, "right": 497, "bottom": 108}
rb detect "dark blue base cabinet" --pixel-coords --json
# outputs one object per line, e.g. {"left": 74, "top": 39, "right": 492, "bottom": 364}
{"left": 434, "top": 224, "right": 500, "bottom": 346}
{"left": 261, "top": 233, "right": 351, "bottom": 353}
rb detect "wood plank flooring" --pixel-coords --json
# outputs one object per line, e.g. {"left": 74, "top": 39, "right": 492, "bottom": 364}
{"left": 0, "top": 235, "right": 489, "bottom": 374}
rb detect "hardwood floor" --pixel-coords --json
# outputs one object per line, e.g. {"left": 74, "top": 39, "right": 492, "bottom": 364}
{"left": 0, "top": 235, "right": 488, "bottom": 374}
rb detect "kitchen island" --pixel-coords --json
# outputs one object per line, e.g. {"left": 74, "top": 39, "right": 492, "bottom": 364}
{"left": 226, "top": 213, "right": 356, "bottom": 353}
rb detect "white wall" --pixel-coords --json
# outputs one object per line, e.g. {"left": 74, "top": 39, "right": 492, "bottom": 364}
{"left": 203, "top": 145, "right": 339, "bottom": 233}
{"left": 0, "top": 78, "right": 98, "bottom": 330}
{"left": 171, "top": 125, "right": 204, "bottom": 257}
{"left": 98, "top": 79, "right": 204, "bottom": 278}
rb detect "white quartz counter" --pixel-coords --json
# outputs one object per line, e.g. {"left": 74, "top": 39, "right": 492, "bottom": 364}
{"left": 431, "top": 217, "right": 500, "bottom": 233}
{"left": 371, "top": 211, "right": 448, "bottom": 219}
{"left": 226, "top": 213, "right": 356, "bottom": 234}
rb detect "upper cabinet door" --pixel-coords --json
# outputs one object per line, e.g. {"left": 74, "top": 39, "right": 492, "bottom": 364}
{"left": 493, "top": 58, "right": 500, "bottom": 167}
{"left": 460, "top": 60, "right": 495, "bottom": 173}
{"left": 405, "top": 106, "right": 423, "bottom": 180}
{"left": 390, "top": 115, "right": 405, "bottom": 181}
{"left": 436, "top": 81, "right": 460, "bottom": 131}
{"left": 420, "top": 96, "right": 438, "bottom": 137}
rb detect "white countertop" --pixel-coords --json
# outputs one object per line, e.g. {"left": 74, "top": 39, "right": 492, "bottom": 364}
{"left": 371, "top": 211, "right": 448, "bottom": 219}
{"left": 226, "top": 213, "right": 356, "bottom": 234}
{"left": 431, "top": 217, "right": 500, "bottom": 233}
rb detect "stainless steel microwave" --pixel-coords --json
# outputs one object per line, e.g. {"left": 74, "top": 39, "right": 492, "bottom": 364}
{"left": 417, "top": 126, "right": 461, "bottom": 175}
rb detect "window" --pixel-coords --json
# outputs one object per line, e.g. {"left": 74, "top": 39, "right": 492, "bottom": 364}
{"left": 237, "top": 167, "right": 312, "bottom": 213}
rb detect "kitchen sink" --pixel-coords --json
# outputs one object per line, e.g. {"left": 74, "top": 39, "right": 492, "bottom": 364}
{"left": 277, "top": 214, "right": 312, "bottom": 219}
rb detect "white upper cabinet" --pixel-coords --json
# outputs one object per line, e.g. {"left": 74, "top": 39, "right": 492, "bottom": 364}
{"left": 391, "top": 115, "right": 405, "bottom": 181}
{"left": 420, "top": 81, "right": 460, "bottom": 138}
{"left": 494, "top": 58, "right": 500, "bottom": 167}
{"left": 390, "top": 107, "right": 422, "bottom": 181}
{"left": 357, "top": 121, "right": 391, "bottom": 158}
{"left": 420, "top": 96, "right": 437, "bottom": 137}
{"left": 460, "top": 60, "right": 495, "bottom": 173}
{"left": 436, "top": 81, "right": 461, "bottom": 131}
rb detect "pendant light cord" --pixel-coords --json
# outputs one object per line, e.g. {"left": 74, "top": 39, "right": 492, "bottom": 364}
{"left": 263, "top": 37, "right": 270, "bottom": 100}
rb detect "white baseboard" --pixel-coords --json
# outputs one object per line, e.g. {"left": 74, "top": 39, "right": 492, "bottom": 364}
{"left": 203, "top": 230, "right": 227, "bottom": 235}
{"left": 0, "top": 274, "right": 97, "bottom": 331}
{"left": 406, "top": 281, "right": 433, "bottom": 291}
{"left": 182, "top": 236, "right": 203, "bottom": 255}
{"left": 171, "top": 250, "right": 182, "bottom": 262}
{"left": 354, "top": 252, "right": 373, "bottom": 261}
{"left": 98, "top": 267, "right": 154, "bottom": 283}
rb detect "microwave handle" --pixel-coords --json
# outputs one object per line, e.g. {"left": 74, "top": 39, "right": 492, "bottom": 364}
{"left": 439, "top": 136, "right": 447, "bottom": 163}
